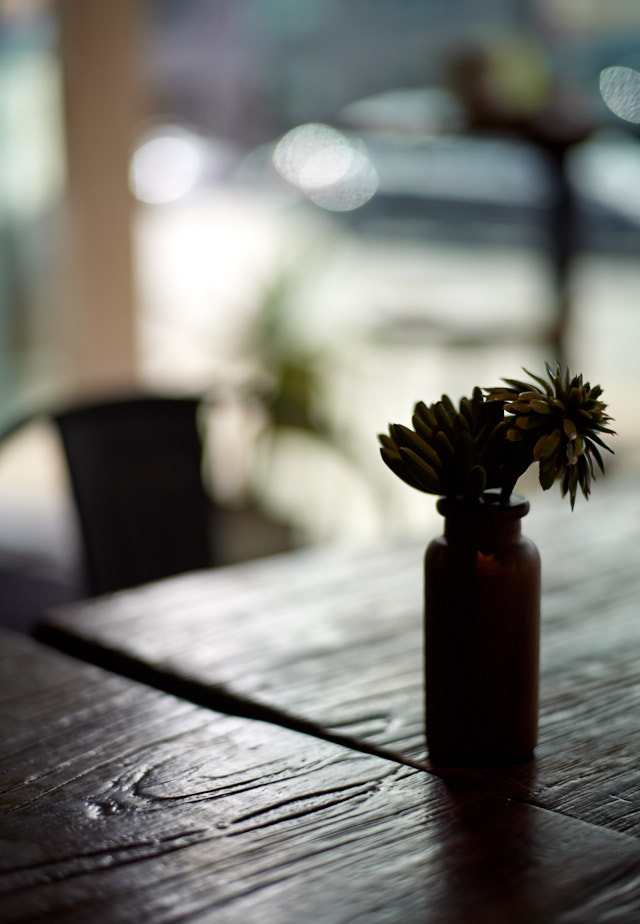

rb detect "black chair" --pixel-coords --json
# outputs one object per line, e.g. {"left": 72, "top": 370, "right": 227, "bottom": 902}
{"left": 51, "top": 394, "right": 215, "bottom": 596}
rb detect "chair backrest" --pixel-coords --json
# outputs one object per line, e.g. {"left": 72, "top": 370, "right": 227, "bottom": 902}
{"left": 53, "top": 394, "right": 214, "bottom": 596}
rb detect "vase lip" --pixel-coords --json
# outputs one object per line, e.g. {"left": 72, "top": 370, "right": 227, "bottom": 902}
{"left": 437, "top": 490, "right": 530, "bottom": 518}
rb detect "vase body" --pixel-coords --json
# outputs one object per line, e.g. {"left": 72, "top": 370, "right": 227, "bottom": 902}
{"left": 424, "top": 494, "right": 541, "bottom": 766}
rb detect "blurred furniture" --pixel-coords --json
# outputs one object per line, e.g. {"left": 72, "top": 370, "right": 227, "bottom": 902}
{"left": 0, "top": 394, "right": 215, "bottom": 601}
{"left": 52, "top": 394, "right": 215, "bottom": 596}
{"left": 0, "top": 392, "right": 297, "bottom": 629}
{"left": 19, "top": 473, "right": 640, "bottom": 919}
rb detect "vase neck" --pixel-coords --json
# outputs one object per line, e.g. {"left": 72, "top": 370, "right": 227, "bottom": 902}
{"left": 437, "top": 494, "right": 529, "bottom": 547}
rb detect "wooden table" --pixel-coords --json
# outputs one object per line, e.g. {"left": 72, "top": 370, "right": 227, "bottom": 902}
{"left": 4, "top": 475, "right": 640, "bottom": 920}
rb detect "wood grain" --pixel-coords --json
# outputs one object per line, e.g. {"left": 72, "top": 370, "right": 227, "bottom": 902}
{"left": 3, "top": 630, "right": 640, "bottom": 923}
{"left": 37, "top": 478, "right": 640, "bottom": 842}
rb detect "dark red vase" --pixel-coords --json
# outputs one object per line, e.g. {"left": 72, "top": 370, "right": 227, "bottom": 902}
{"left": 424, "top": 493, "right": 541, "bottom": 766}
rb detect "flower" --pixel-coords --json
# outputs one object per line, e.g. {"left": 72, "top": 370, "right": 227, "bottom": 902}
{"left": 379, "top": 363, "right": 614, "bottom": 508}
{"left": 484, "top": 362, "right": 615, "bottom": 508}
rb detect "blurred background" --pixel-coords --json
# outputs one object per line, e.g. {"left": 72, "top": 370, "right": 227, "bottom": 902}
{"left": 2, "top": 0, "right": 640, "bottom": 627}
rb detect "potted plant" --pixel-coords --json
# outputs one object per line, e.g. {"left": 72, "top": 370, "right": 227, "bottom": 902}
{"left": 379, "top": 363, "right": 614, "bottom": 766}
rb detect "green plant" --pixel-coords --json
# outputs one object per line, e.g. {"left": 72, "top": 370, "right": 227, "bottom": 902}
{"left": 379, "top": 363, "right": 614, "bottom": 508}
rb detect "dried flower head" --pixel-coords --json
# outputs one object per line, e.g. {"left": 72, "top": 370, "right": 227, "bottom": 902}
{"left": 485, "top": 362, "right": 615, "bottom": 508}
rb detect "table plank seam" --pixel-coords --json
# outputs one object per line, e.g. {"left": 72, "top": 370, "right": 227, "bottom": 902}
{"left": 34, "top": 624, "right": 430, "bottom": 774}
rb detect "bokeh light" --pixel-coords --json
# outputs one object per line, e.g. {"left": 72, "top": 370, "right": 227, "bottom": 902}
{"left": 600, "top": 66, "right": 640, "bottom": 124}
{"left": 130, "top": 125, "right": 205, "bottom": 204}
{"left": 273, "top": 122, "right": 378, "bottom": 211}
